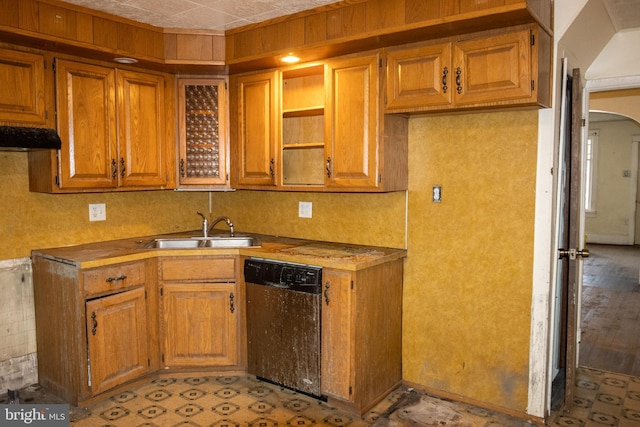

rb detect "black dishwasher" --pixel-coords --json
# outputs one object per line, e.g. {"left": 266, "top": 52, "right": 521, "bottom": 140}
{"left": 244, "top": 258, "right": 324, "bottom": 399}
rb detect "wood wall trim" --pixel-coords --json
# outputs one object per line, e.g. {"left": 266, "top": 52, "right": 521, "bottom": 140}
{"left": 0, "top": 0, "right": 226, "bottom": 73}
{"left": 225, "top": 0, "right": 552, "bottom": 73}
{"left": 0, "top": 0, "right": 550, "bottom": 74}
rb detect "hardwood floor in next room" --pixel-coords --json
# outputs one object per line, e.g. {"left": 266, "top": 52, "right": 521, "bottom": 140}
{"left": 579, "top": 244, "right": 640, "bottom": 376}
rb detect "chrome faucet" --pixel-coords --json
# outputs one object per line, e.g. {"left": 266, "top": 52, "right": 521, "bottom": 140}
{"left": 208, "top": 216, "right": 235, "bottom": 237}
{"left": 197, "top": 212, "right": 209, "bottom": 238}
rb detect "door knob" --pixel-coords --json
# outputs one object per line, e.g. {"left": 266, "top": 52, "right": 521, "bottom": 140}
{"left": 558, "top": 248, "right": 590, "bottom": 260}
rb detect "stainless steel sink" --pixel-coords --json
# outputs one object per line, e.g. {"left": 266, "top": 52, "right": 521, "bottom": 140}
{"left": 201, "top": 236, "right": 257, "bottom": 248}
{"left": 140, "top": 236, "right": 258, "bottom": 249}
{"left": 141, "top": 238, "right": 202, "bottom": 249}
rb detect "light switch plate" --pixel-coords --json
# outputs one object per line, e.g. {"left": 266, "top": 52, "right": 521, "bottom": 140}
{"left": 89, "top": 203, "right": 106, "bottom": 221}
{"left": 298, "top": 201, "right": 312, "bottom": 218}
{"left": 432, "top": 186, "right": 442, "bottom": 203}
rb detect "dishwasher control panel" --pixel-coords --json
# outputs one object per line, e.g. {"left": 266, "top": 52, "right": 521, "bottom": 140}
{"left": 244, "top": 258, "right": 322, "bottom": 293}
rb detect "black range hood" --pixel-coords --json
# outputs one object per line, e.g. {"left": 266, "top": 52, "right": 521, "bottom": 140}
{"left": 0, "top": 126, "right": 62, "bottom": 151}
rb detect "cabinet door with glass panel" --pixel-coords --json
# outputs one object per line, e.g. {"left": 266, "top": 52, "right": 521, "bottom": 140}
{"left": 177, "top": 78, "right": 228, "bottom": 188}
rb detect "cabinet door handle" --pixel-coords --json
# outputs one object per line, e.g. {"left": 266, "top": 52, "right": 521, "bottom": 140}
{"left": 324, "top": 282, "right": 330, "bottom": 305}
{"left": 180, "top": 158, "right": 186, "bottom": 178}
{"left": 325, "top": 157, "right": 332, "bottom": 178}
{"left": 442, "top": 67, "right": 448, "bottom": 93}
{"left": 105, "top": 275, "right": 127, "bottom": 283}
{"left": 229, "top": 292, "right": 235, "bottom": 313}
{"left": 120, "top": 157, "right": 126, "bottom": 178}
{"left": 111, "top": 158, "right": 117, "bottom": 180}
{"left": 269, "top": 158, "right": 275, "bottom": 177}
{"left": 91, "top": 312, "right": 97, "bottom": 335}
{"left": 456, "top": 67, "right": 462, "bottom": 94}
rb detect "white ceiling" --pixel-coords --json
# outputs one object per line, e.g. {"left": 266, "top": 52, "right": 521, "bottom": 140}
{"left": 59, "top": 0, "right": 640, "bottom": 32}
{"left": 601, "top": 0, "right": 640, "bottom": 31}
{"left": 59, "top": 0, "right": 342, "bottom": 31}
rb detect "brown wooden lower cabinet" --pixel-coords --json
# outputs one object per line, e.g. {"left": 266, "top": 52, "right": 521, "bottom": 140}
{"left": 86, "top": 287, "right": 150, "bottom": 395}
{"left": 32, "top": 256, "right": 158, "bottom": 406}
{"left": 161, "top": 283, "right": 239, "bottom": 367}
{"left": 159, "top": 256, "right": 241, "bottom": 369}
{"left": 32, "top": 251, "right": 402, "bottom": 413}
{"left": 322, "top": 260, "right": 404, "bottom": 414}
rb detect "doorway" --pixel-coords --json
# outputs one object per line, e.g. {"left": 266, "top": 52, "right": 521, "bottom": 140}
{"left": 579, "top": 244, "right": 640, "bottom": 376}
{"left": 578, "top": 108, "right": 640, "bottom": 376}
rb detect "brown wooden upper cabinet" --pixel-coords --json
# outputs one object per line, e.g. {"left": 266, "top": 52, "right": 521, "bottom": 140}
{"left": 386, "top": 24, "right": 551, "bottom": 113}
{"left": 0, "top": 48, "right": 48, "bottom": 126}
{"left": 28, "top": 59, "right": 175, "bottom": 193}
{"left": 231, "top": 70, "right": 280, "bottom": 188}
{"left": 230, "top": 53, "right": 408, "bottom": 192}
{"left": 176, "top": 78, "right": 229, "bottom": 189}
{"left": 325, "top": 54, "right": 407, "bottom": 192}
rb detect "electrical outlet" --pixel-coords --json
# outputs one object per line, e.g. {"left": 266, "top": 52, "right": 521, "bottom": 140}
{"left": 89, "top": 203, "right": 106, "bottom": 221}
{"left": 298, "top": 201, "right": 312, "bottom": 218}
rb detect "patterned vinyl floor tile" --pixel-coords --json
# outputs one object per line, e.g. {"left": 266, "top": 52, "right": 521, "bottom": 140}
{"left": 3, "top": 368, "right": 638, "bottom": 426}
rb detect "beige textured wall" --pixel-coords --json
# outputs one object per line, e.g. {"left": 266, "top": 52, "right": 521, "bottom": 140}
{"left": 403, "top": 111, "right": 538, "bottom": 412}
{"left": 590, "top": 88, "right": 640, "bottom": 123}
{"left": 585, "top": 119, "right": 640, "bottom": 242}
{"left": 1, "top": 109, "right": 539, "bottom": 413}
{"left": 0, "top": 152, "right": 209, "bottom": 260}
{"left": 210, "top": 190, "right": 407, "bottom": 248}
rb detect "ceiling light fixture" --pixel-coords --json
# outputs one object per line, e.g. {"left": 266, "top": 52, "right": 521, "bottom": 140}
{"left": 281, "top": 54, "right": 300, "bottom": 64}
{"left": 114, "top": 57, "right": 138, "bottom": 64}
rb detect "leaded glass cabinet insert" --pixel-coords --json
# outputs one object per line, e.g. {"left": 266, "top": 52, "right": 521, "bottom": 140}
{"left": 177, "top": 78, "right": 228, "bottom": 187}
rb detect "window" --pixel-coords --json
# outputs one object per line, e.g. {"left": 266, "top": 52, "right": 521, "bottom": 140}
{"left": 585, "top": 130, "right": 598, "bottom": 213}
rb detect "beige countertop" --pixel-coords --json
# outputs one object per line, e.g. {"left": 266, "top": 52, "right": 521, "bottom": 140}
{"left": 32, "top": 231, "right": 407, "bottom": 271}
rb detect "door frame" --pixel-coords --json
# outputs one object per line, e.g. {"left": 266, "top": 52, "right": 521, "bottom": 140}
{"left": 530, "top": 60, "right": 587, "bottom": 420}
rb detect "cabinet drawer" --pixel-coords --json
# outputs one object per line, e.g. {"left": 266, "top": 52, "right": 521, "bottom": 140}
{"left": 160, "top": 257, "right": 236, "bottom": 282}
{"left": 83, "top": 262, "right": 146, "bottom": 296}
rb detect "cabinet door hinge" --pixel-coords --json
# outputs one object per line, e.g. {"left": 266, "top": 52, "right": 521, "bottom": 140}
{"left": 45, "top": 110, "right": 49, "bottom": 119}
{"left": 531, "top": 80, "right": 535, "bottom": 91}
{"left": 160, "top": 287, "right": 163, "bottom": 296}
{"left": 225, "top": 82, "right": 228, "bottom": 90}
{"left": 530, "top": 33, "right": 535, "bottom": 46}
{"left": 52, "top": 58, "right": 56, "bottom": 72}
{"left": 145, "top": 290, "right": 148, "bottom": 299}
{"left": 582, "top": 118, "right": 586, "bottom": 127}
{"left": 379, "top": 58, "right": 383, "bottom": 68}
{"left": 378, "top": 173, "right": 382, "bottom": 184}
{"left": 161, "top": 354, "right": 165, "bottom": 363}
{"left": 148, "top": 358, "right": 151, "bottom": 367}
{"left": 349, "top": 386, "right": 353, "bottom": 395}
{"left": 350, "top": 280, "right": 354, "bottom": 290}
